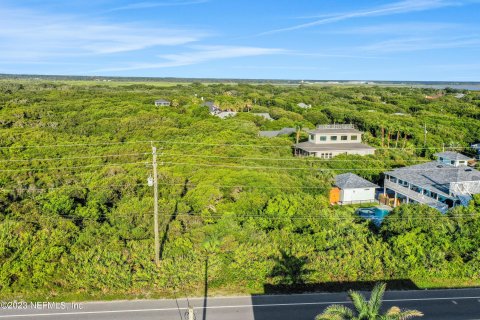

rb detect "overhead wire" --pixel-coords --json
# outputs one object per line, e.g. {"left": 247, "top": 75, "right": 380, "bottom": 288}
{"left": 0, "top": 138, "right": 475, "bottom": 151}
{"left": 2, "top": 211, "right": 479, "bottom": 222}
{"left": 0, "top": 152, "right": 149, "bottom": 163}
{"left": 0, "top": 161, "right": 150, "bottom": 172}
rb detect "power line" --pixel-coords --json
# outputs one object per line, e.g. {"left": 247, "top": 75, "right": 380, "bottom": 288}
{"left": 0, "top": 140, "right": 151, "bottom": 150}
{"left": 159, "top": 153, "right": 433, "bottom": 163}
{"left": 0, "top": 152, "right": 149, "bottom": 163}
{"left": 2, "top": 211, "right": 479, "bottom": 222}
{"left": 0, "top": 161, "right": 149, "bottom": 172}
{"left": 0, "top": 182, "right": 151, "bottom": 192}
{"left": 160, "top": 161, "right": 478, "bottom": 172}
{"left": 0, "top": 139, "right": 475, "bottom": 151}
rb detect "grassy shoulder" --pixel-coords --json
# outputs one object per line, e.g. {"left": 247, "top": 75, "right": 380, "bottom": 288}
{"left": 2, "top": 278, "right": 479, "bottom": 303}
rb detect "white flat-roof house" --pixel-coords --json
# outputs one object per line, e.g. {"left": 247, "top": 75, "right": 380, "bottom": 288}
{"left": 383, "top": 152, "right": 480, "bottom": 213}
{"left": 155, "top": 99, "right": 171, "bottom": 107}
{"left": 331, "top": 173, "right": 379, "bottom": 205}
{"left": 294, "top": 124, "right": 375, "bottom": 158}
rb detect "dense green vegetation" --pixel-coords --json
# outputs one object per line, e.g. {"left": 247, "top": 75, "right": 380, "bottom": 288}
{"left": 0, "top": 79, "right": 479, "bottom": 301}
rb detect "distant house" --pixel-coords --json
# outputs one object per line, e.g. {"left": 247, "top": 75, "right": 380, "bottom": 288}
{"left": 330, "top": 173, "right": 379, "bottom": 205}
{"left": 297, "top": 102, "right": 311, "bottom": 109}
{"left": 259, "top": 127, "right": 296, "bottom": 138}
{"left": 454, "top": 93, "right": 465, "bottom": 99}
{"left": 392, "top": 112, "right": 408, "bottom": 116}
{"left": 155, "top": 99, "right": 171, "bottom": 107}
{"left": 252, "top": 113, "right": 273, "bottom": 121}
{"left": 215, "top": 111, "right": 237, "bottom": 119}
{"left": 294, "top": 124, "right": 375, "bottom": 158}
{"left": 425, "top": 92, "right": 444, "bottom": 100}
{"left": 203, "top": 101, "right": 220, "bottom": 114}
{"left": 382, "top": 152, "right": 480, "bottom": 213}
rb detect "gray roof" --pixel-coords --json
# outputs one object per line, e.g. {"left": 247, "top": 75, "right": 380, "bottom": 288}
{"left": 215, "top": 111, "right": 237, "bottom": 119}
{"left": 297, "top": 102, "right": 311, "bottom": 108}
{"left": 307, "top": 128, "right": 362, "bottom": 134}
{"left": 252, "top": 113, "right": 273, "bottom": 120}
{"left": 203, "top": 101, "right": 220, "bottom": 113}
{"left": 385, "top": 161, "right": 480, "bottom": 197}
{"left": 434, "top": 152, "right": 472, "bottom": 161}
{"left": 155, "top": 99, "right": 170, "bottom": 103}
{"left": 259, "top": 127, "right": 296, "bottom": 137}
{"left": 335, "top": 173, "right": 379, "bottom": 189}
{"left": 294, "top": 142, "right": 375, "bottom": 152}
{"left": 203, "top": 101, "right": 216, "bottom": 107}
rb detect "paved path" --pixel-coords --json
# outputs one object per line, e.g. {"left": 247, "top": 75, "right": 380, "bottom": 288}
{"left": 1, "top": 288, "right": 479, "bottom": 319}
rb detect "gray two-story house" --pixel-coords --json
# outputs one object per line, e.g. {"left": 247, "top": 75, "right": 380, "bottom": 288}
{"left": 383, "top": 151, "right": 480, "bottom": 213}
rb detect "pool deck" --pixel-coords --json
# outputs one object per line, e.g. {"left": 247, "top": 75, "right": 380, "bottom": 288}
{"left": 377, "top": 204, "right": 392, "bottom": 211}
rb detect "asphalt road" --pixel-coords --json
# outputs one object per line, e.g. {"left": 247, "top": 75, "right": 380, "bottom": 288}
{"left": 1, "top": 288, "right": 479, "bottom": 320}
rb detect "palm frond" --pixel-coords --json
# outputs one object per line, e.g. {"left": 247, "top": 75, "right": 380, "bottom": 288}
{"left": 386, "top": 306, "right": 401, "bottom": 315}
{"left": 349, "top": 290, "right": 368, "bottom": 313}
{"left": 369, "top": 282, "right": 387, "bottom": 313}
{"left": 316, "top": 304, "right": 355, "bottom": 320}
{"left": 397, "top": 309, "right": 424, "bottom": 319}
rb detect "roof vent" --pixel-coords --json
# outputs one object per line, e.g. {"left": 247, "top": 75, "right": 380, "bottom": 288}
{"left": 437, "top": 165, "right": 443, "bottom": 168}
{"left": 465, "top": 168, "right": 472, "bottom": 172}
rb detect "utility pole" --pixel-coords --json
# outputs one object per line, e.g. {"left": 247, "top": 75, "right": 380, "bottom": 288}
{"left": 152, "top": 145, "right": 160, "bottom": 266}
{"left": 188, "top": 306, "right": 195, "bottom": 320}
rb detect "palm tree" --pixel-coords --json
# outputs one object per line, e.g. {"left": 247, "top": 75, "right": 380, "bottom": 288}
{"left": 295, "top": 123, "right": 303, "bottom": 144}
{"left": 316, "top": 283, "right": 423, "bottom": 320}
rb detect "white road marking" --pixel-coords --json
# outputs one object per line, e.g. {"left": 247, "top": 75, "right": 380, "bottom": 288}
{"left": 0, "top": 296, "right": 479, "bottom": 318}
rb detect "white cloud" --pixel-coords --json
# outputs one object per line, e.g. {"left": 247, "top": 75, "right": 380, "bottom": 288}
{"left": 0, "top": 6, "right": 207, "bottom": 60}
{"left": 97, "top": 45, "right": 287, "bottom": 72}
{"left": 258, "top": 0, "right": 465, "bottom": 35}
{"left": 359, "top": 35, "right": 480, "bottom": 53}
{"left": 327, "top": 22, "right": 462, "bottom": 35}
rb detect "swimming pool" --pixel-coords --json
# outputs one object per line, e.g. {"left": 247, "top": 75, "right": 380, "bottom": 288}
{"left": 356, "top": 207, "right": 391, "bottom": 225}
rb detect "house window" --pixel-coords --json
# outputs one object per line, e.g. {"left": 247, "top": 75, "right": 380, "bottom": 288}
{"left": 320, "top": 136, "right": 327, "bottom": 141}
{"left": 330, "top": 136, "right": 337, "bottom": 141}
{"left": 329, "top": 153, "right": 333, "bottom": 158}
{"left": 320, "top": 153, "right": 325, "bottom": 158}
{"left": 341, "top": 136, "right": 348, "bottom": 141}
{"left": 309, "top": 134, "right": 315, "bottom": 141}
{"left": 450, "top": 160, "right": 455, "bottom": 165}
{"left": 351, "top": 135, "right": 358, "bottom": 141}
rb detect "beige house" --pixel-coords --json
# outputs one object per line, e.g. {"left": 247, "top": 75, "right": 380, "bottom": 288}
{"left": 294, "top": 124, "right": 375, "bottom": 158}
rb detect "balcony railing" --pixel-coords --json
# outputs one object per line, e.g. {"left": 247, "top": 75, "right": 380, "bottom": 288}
{"left": 316, "top": 124, "right": 355, "bottom": 129}
{"left": 384, "top": 180, "right": 449, "bottom": 213}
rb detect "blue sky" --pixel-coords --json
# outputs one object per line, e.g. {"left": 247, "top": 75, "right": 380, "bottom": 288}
{"left": 1, "top": 0, "right": 479, "bottom": 80}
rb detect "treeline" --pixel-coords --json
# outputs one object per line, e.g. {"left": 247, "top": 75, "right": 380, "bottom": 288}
{"left": 0, "top": 80, "right": 479, "bottom": 300}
